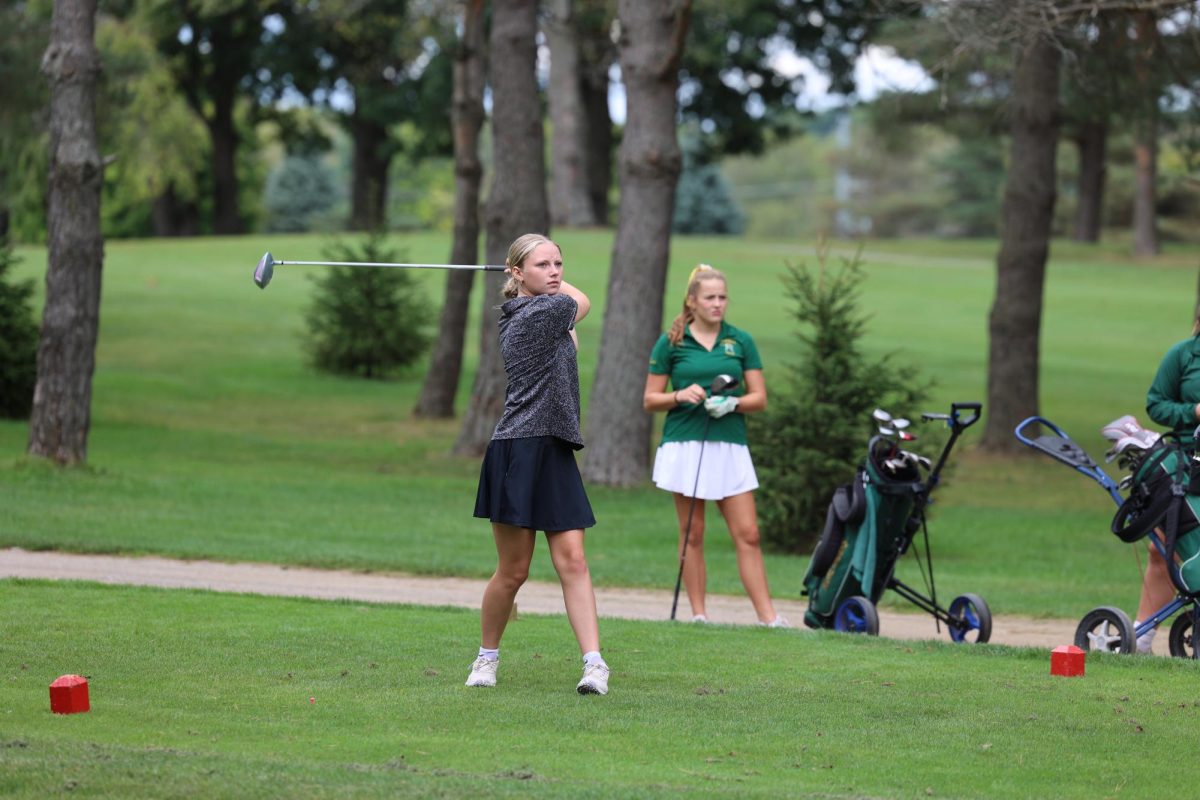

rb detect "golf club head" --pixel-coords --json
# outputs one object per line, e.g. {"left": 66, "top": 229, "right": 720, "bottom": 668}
{"left": 710, "top": 374, "right": 739, "bottom": 395}
{"left": 879, "top": 426, "right": 895, "bottom": 437}
{"left": 254, "top": 252, "right": 276, "bottom": 289}
{"left": 872, "top": 408, "right": 892, "bottom": 424}
{"left": 893, "top": 418, "right": 910, "bottom": 430}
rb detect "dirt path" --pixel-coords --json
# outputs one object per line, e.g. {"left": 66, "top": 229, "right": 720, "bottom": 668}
{"left": 1, "top": 547, "right": 1094, "bottom": 651}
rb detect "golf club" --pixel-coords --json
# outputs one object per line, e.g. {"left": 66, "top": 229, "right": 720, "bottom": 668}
{"left": 670, "top": 373, "right": 740, "bottom": 621}
{"left": 253, "top": 251, "right": 506, "bottom": 289}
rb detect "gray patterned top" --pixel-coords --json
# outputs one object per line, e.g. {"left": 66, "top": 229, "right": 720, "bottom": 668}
{"left": 491, "top": 293, "right": 583, "bottom": 449}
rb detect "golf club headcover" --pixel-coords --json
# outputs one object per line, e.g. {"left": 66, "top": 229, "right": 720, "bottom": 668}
{"left": 704, "top": 395, "right": 739, "bottom": 419}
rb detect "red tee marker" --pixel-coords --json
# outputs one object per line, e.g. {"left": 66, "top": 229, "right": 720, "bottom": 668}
{"left": 49, "top": 675, "right": 90, "bottom": 714}
{"left": 1050, "top": 645, "right": 1086, "bottom": 677}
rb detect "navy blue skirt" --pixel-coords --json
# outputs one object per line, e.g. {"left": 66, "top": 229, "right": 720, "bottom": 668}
{"left": 474, "top": 436, "right": 596, "bottom": 532}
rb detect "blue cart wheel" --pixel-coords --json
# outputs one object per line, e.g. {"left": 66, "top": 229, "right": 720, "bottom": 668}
{"left": 834, "top": 596, "right": 879, "bottom": 636}
{"left": 1169, "top": 612, "right": 1198, "bottom": 659}
{"left": 1074, "top": 606, "right": 1135, "bottom": 654}
{"left": 948, "top": 593, "right": 992, "bottom": 644}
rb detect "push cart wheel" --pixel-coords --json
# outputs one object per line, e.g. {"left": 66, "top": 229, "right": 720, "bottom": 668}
{"left": 948, "top": 593, "right": 992, "bottom": 644}
{"left": 1074, "top": 606, "right": 1136, "bottom": 654}
{"left": 834, "top": 596, "right": 879, "bottom": 636}
{"left": 1168, "top": 612, "right": 1199, "bottom": 659}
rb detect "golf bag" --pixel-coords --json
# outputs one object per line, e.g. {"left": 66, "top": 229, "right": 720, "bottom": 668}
{"left": 803, "top": 439, "right": 923, "bottom": 629}
{"left": 1016, "top": 414, "right": 1200, "bottom": 657}
{"left": 1111, "top": 434, "right": 1200, "bottom": 598}
{"left": 801, "top": 402, "right": 990, "bottom": 641}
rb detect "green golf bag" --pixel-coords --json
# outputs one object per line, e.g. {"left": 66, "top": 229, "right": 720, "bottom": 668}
{"left": 1112, "top": 438, "right": 1200, "bottom": 597}
{"left": 802, "top": 444, "right": 923, "bottom": 629}
{"left": 800, "top": 402, "right": 990, "bottom": 642}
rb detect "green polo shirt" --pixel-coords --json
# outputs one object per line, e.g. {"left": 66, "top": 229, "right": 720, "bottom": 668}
{"left": 1147, "top": 335, "right": 1200, "bottom": 437}
{"left": 648, "top": 321, "right": 762, "bottom": 445}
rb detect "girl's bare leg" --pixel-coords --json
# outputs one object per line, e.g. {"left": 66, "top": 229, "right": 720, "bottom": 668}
{"left": 1136, "top": 536, "right": 1175, "bottom": 621}
{"left": 716, "top": 491, "right": 778, "bottom": 623}
{"left": 672, "top": 493, "right": 707, "bottom": 618}
{"left": 480, "top": 523, "right": 536, "bottom": 649}
{"left": 546, "top": 529, "right": 600, "bottom": 653}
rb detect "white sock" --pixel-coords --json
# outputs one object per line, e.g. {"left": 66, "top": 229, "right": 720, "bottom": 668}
{"left": 478, "top": 647, "right": 499, "bottom": 661}
{"left": 582, "top": 650, "right": 604, "bottom": 667}
{"left": 1133, "top": 622, "right": 1155, "bottom": 654}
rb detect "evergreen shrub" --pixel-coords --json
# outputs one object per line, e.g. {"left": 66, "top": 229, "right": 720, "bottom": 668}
{"left": 0, "top": 242, "right": 39, "bottom": 418}
{"left": 750, "top": 247, "right": 933, "bottom": 554}
{"left": 303, "top": 235, "right": 431, "bottom": 379}
{"left": 673, "top": 153, "right": 746, "bottom": 235}
{"left": 264, "top": 156, "right": 338, "bottom": 233}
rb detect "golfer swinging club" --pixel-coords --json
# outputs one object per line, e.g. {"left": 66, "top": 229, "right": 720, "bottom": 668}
{"left": 466, "top": 233, "right": 609, "bottom": 695}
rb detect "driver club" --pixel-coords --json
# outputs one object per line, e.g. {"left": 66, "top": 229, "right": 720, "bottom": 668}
{"left": 670, "top": 373, "right": 741, "bottom": 621}
{"left": 253, "top": 251, "right": 506, "bottom": 289}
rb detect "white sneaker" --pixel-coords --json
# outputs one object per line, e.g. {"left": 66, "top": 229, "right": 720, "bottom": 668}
{"left": 1135, "top": 623, "right": 1155, "bottom": 655}
{"left": 759, "top": 614, "right": 790, "bottom": 628}
{"left": 692, "top": 614, "right": 709, "bottom": 624}
{"left": 465, "top": 656, "right": 498, "bottom": 687}
{"left": 576, "top": 662, "right": 609, "bottom": 695}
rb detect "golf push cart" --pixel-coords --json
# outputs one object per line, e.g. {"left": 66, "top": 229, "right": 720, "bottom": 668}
{"left": 1015, "top": 414, "right": 1200, "bottom": 658}
{"left": 802, "top": 402, "right": 992, "bottom": 643}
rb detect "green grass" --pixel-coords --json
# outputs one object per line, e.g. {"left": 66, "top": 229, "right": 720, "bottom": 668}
{"left": 2, "top": 580, "right": 1196, "bottom": 799}
{"left": 3, "top": 231, "right": 1200, "bottom": 618}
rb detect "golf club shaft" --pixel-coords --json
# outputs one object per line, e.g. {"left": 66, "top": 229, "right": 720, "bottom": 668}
{"left": 275, "top": 259, "right": 505, "bottom": 271}
{"left": 671, "top": 415, "right": 712, "bottom": 621}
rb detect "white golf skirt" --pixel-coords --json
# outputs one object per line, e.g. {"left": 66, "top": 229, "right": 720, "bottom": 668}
{"left": 652, "top": 441, "right": 759, "bottom": 500}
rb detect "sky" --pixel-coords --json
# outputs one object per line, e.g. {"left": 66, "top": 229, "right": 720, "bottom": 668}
{"left": 604, "top": 44, "right": 934, "bottom": 124}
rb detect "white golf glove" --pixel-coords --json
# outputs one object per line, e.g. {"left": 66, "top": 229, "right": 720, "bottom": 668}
{"left": 704, "top": 395, "right": 739, "bottom": 419}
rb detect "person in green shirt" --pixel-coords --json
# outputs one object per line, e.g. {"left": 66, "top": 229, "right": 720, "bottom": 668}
{"left": 1136, "top": 324, "right": 1200, "bottom": 653}
{"left": 642, "top": 264, "right": 787, "bottom": 627}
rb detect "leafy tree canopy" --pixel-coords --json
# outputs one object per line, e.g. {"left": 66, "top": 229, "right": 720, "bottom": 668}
{"left": 680, "top": 0, "right": 899, "bottom": 158}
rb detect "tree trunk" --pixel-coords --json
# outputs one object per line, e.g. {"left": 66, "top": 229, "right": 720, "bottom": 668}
{"left": 580, "top": 37, "right": 614, "bottom": 225}
{"left": 980, "top": 36, "right": 1060, "bottom": 452}
{"left": 1131, "top": 12, "right": 1160, "bottom": 258}
{"left": 1132, "top": 130, "right": 1158, "bottom": 256}
{"left": 1071, "top": 120, "right": 1106, "bottom": 243}
{"left": 581, "top": 0, "right": 690, "bottom": 486}
{"left": 453, "top": 0, "right": 549, "bottom": 456}
{"left": 348, "top": 110, "right": 392, "bottom": 231}
{"left": 152, "top": 183, "right": 201, "bottom": 237}
{"left": 546, "top": 0, "right": 598, "bottom": 227}
{"left": 208, "top": 89, "right": 242, "bottom": 235}
{"left": 415, "top": 0, "right": 486, "bottom": 419}
{"left": 29, "top": 0, "right": 104, "bottom": 465}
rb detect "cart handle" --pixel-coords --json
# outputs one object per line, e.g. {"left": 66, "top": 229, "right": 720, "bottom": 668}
{"left": 920, "top": 402, "right": 982, "bottom": 433}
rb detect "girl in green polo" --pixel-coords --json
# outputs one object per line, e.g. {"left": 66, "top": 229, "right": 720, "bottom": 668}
{"left": 643, "top": 265, "right": 787, "bottom": 627}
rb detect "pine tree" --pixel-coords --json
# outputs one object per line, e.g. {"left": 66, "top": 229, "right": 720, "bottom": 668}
{"left": 750, "top": 246, "right": 933, "bottom": 553}
{"left": 0, "top": 242, "right": 39, "bottom": 419}
{"left": 303, "top": 235, "right": 432, "bottom": 379}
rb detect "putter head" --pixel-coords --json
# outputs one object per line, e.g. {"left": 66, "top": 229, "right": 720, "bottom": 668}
{"left": 254, "top": 252, "right": 276, "bottom": 289}
{"left": 710, "top": 374, "right": 739, "bottom": 395}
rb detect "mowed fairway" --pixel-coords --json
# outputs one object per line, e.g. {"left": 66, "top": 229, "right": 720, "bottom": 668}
{"left": 3, "top": 580, "right": 1198, "bottom": 799}
{"left": 3, "top": 231, "right": 1200, "bottom": 796}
